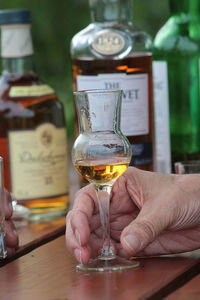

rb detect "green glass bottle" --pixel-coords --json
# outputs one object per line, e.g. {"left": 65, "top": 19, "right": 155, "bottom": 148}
{"left": 153, "top": 0, "right": 200, "bottom": 172}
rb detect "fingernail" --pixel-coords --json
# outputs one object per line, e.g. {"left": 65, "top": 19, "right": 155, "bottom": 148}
{"left": 75, "top": 229, "right": 81, "bottom": 246}
{"left": 123, "top": 234, "right": 141, "bottom": 253}
{"left": 74, "top": 248, "right": 82, "bottom": 264}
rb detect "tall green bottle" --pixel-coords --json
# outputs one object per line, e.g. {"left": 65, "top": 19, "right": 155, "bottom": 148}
{"left": 153, "top": 0, "right": 200, "bottom": 172}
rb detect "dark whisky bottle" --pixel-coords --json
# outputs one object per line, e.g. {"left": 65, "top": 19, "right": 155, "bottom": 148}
{"left": 0, "top": 9, "right": 69, "bottom": 220}
{"left": 71, "top": 0, "right": 154, "bottom": 171}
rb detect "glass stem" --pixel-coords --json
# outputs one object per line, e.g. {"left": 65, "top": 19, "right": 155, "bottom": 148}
{"left": 94, "top": 184, "right": 115, "bottom": 260}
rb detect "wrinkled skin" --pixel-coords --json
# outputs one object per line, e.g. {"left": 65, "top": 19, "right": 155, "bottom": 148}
{"left": 3, "top": 190, "right": 19, "bottom": 256}
{"left": 65, "top": 167, "right": 200, "bottom": 264}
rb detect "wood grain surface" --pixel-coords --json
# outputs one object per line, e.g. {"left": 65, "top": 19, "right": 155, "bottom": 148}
{"left": 17, "top": 217, "right": 66, "bottom": 248}
{"left": 0, "top": 217, "right": 66, "bottom": 267}
{"left": 0, "top": 236, "right": 200, "bottom": 300}
{"left": 165, "top": 274, "right": 200, "bottom": 300}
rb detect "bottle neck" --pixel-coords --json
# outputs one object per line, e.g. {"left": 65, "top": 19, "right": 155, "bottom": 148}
{"left": 169, "top": 0, "right": 200, "bottom": 40}
{"left": 189, "top": 0, "right": 200, "bottom": 39}
{"left": 0, "top": 24, "right": 34, "bottom": 75}
{"left": 1, "top": 57, "right": 34, "bottom": 75}
{"left": 89, "top": 0, "right": 133, "bottom": 24}
{"left": 169, "top": 0, "right": 200, "bottom": 15}
{"left": 169, "top": 0, "right": 189, "bottom": 14}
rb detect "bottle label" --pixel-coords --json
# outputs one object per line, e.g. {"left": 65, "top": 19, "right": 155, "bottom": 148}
{"left": 77, "top": 73, "right": 149, "bottom": 136}
{"left": 1, "top": 24, "right": 33, "bottom": 58}
{"left": 153, "top": 61, "right": 171, "bottom": 173}
{"left": 91, "top": 30, "right": 125, "bottom": 56}
{"left": 130, "top": 142, "right": 152, "bottom": 166}
{"left": 9, "top": 85, "right": 55, "bottom": 98}
{"left": 8, "top": 123, "right": 68, "bottom": 200}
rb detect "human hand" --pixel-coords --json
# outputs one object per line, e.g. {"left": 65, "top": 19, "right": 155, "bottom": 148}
{"left": 4, "top": 190, "right": 19, "bottom": 257}
{"left": 65, "top": 167, "right": 200, "bottom": 264}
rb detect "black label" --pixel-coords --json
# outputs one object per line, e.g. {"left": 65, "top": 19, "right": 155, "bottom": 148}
{"left": 130, "top": 142, "right": 153, "bottom": 166}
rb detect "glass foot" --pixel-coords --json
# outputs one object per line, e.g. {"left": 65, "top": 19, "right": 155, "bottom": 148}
{"left": 0, "top": 232, "right": 7, "bottom": 259}
{"left": 76, "top": 256, "right": 140, "bottom": 272}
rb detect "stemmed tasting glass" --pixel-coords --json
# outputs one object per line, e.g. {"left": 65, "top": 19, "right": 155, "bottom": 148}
{"left": 72, "top": 89, "right": 139, "bottom": 271}
{"left": 0, "top": 157, "right": 7, "bottom": 259}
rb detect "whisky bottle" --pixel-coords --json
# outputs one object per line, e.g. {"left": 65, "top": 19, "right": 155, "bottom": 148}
{"left": 0, "top": 9, "right": 69, "bottom": 220}
{"left": 153, "top": 0, "right": 200, "bottom": 172}
{"left": 71, "top": 0, "right": 154, "bottom": 171}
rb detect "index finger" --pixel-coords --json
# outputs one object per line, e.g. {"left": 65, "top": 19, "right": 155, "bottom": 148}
{"left": 66, "top": 185, "right": 97, "bottom": 249}
{"left": 72, "top": 184, "right": 99, "bottom": 219}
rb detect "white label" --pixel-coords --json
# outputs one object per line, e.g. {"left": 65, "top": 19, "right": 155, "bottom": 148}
{"left": 8, "top": 123, "right": 68, "bottom": 200}
{"left": 1, "top": 24, "right": 33, "bottom": 58}
{"left": 153, "top": 61, "right": 171, "bottom": 173}
{"left": 77, "top": 73, "right": 149, "bottom": 136}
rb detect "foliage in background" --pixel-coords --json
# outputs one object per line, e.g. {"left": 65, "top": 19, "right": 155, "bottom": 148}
{"left": 0, "top": 0, "right": 169, "bottom": 139}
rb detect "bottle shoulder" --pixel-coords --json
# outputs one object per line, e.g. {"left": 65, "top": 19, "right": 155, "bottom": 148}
{"left": 0, "top": 73, "right": 63, "bottom": 111}
{"left": 0, "top": 72, "right": 39, "bottom": 85}
{"left": 71, "top": 22, "right": 153, "bottom": 59}
{"left": 154, "top": 16, "right": 200, "bottom": 53}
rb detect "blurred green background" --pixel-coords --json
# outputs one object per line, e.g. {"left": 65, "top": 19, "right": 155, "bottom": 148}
{"left": 0, "top": 0, "right": 170, "bottom": 139}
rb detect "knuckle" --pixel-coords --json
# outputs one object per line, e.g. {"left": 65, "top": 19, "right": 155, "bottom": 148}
{"left": 135, "top": 219, "right": 157, "bottom": 241}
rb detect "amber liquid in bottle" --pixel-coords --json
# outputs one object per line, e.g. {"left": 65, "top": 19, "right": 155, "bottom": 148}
{"left": 74, "top": 159, "right": 129, "bottom": 184}
{"left": 0, "top": 73, "right": 69, "bottom": 217}
{"left": 72, "top": 53, "right": 153, "bottom": 171}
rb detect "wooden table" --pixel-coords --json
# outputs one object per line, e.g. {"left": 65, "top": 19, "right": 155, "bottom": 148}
{"left": 0, "top": 234, "right": 200, "bottom": 300}
{"left": 0, "top": 159, "right": 200, "bottom": 299}
{"left": 166, "top": 274, "right": 200, "bottom": 300}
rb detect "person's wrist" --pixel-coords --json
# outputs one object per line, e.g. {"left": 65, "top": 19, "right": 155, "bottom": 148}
{"left": 176, "top": 174, "right": 200, "bottom": 195}
{"left": 171, "top": 174, "right": 200, "bottom": 228}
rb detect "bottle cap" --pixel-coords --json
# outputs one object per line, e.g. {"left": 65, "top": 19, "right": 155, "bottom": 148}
{"left": 0, "top": 9, "right": 31, "bottom": 25}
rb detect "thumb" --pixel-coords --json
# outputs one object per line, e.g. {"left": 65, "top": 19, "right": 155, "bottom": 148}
{"left": 121, "top": 207, "right": 167, "bottom": 255}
